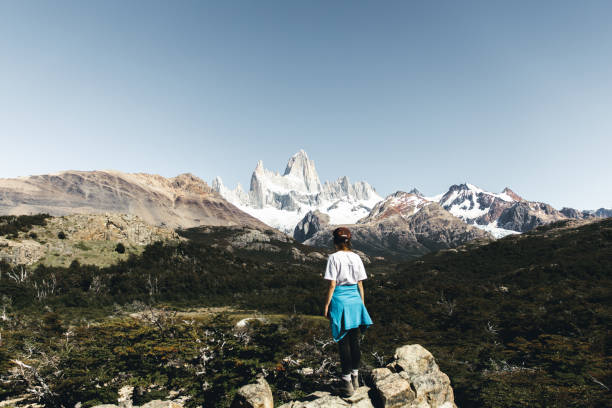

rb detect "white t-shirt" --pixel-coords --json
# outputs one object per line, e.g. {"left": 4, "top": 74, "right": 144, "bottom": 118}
{"left": 324, "top": 250, "right": 367, "bottom": 285}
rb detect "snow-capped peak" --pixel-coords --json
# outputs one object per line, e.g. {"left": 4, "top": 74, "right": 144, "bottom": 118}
{"left": 501, "top": 187, "right": 525, "bottom": 202}
{"left": 359, "top": 191, "right": 431, "bottom": 223}
{"left": 282, "top": 149, "right": 322, "bottom": 193}
{"left": 212, "top": 150, "right": 383, "bottom": 234}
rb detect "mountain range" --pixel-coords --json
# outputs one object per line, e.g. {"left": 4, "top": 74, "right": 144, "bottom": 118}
{"left": 213, "top": 150, "right": 610, "bottom": 242}
{"left": 0, "top": 150, "right": 609, "bottom": 259}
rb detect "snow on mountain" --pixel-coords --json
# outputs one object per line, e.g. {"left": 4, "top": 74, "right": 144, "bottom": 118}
{"left": 411, "top": 183, "right": 522, "bottom": 238}
{"left": 358, "top": 191, "right": 433, "bottom": 224}
{"left": 212, "top": 150, "right": 383, "bottom": 234}
{"left": 473, "top": 222, "right": 521, "bottom": 239}
{"left": 426, "top": 183, "right": 607, "bottom": 236}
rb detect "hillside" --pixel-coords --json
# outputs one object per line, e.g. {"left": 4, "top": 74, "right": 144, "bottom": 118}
{"left": 0, "top": 217, "right": 609, "bottom": 407}
{"left": 0, "top": 170, "right": 270, "bottom": 230}
{"left": 0, "top": 213, "right": 179, "bottom": 267}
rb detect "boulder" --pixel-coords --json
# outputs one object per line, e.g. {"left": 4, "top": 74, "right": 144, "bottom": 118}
{"left": 291, "top": 247, "right": 306, "bottom": 261}
{"left": 370, "top": 368, "right": 415, "bottom": 408}
{"left": 230, "top": 377, "right": 274, "bottom": 408}
{"left": 278, "top": 390, "right": 349, "bottom": 408}
{"left": 307, "top": 251, "right": 326, "bottom": 261}
{"left": 278, "top": 344, "right": 456, "bottom": 408}
{"left": 278, "top": 386, "right": 373, "bottom": 408}
{"left": 118, "top": 385, "right": 134, "bottom": 408}
{"left": 384, "top": 345, "right": 456, "bottom": 408}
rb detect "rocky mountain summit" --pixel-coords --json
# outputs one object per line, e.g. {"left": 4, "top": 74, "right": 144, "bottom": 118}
{"left": 303, "top": 192, "right": 491, "bottom": 259}
{"left": 293, "top": 210, "right": 330, "bottom": 242}
{"left": 212, "top": 150, "right": 382, "bottom": 234}
{"left": 411, "top": 183, "right": 610, "bottom": 238}
{"left": 0, "top": 170, "right": 269, "bottom": 230}
{"left": 231, "top": 344, "right": 456, "bottom": 408}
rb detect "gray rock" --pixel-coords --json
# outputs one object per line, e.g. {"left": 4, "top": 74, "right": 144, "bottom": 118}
{"left": 277, "top": 391, "right": 349, "bottom": 408}
{"left": 307, "top": 251, "right": 326, "bottom": 261}
{"left": 291, "top": 247, "right": 306, "bottom": 261}
{"left": 118, "top": 385, "right": 134, "bottom": 408}
{"left": 234, "top": 343, "right": 456, "bottom": 408}
{"left": 370, "top": 368, "right": 415, "bottom": 408}
{"left": 230, "top": 377, "right": 274, "bottom": 408}
{"left": 386, "top": 344, "right": 457, "bottom": 408}
{"left": 497, "top": 202, "right": 566, "bottom": 232}
{"left": 278, "top": 387, "right": 373, "bottom": 408}
{"left": 139, "top": 401, "right": 183, "bottom": 408}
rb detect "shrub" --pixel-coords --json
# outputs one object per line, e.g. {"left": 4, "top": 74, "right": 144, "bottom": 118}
{"left": 115, "top": 243, "right": 126, "bottom": 254}
{"left": 74, "top": 241, "right": 91, "bottom": 251}
{"left": 58, "top": 231, "right": 67, "bottom": 240}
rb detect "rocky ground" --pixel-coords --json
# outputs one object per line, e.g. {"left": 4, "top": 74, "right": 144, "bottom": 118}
{"left": 87, "top": 344, "right": 456, "bottom": 408}
{"left": 0, "top": 213, "right": 179, "bottom": 267}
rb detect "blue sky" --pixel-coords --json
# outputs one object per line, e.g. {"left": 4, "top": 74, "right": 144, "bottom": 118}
{"left": 1, "top": 1, "right": 610, "bottom": 210}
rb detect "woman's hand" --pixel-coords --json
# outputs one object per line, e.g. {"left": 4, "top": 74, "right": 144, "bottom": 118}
{"left": 323, "top": 280, "right": 336, "bottom": 319}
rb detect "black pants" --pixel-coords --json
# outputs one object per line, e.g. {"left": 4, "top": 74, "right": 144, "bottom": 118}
{"left": 338, "top": 327, "right": 360, "bottom": 376}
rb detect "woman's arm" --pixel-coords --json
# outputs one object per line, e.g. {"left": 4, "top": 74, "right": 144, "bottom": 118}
{"left": 358, "top": 280, "right": 365, "bottom": 303}
{"left": 324, "top": 279, "right": 336, "bottom": 318}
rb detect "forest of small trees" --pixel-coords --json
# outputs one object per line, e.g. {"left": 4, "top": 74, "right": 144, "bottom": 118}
{"left": 0, "top": 216, "right": 610, "bottom": 407}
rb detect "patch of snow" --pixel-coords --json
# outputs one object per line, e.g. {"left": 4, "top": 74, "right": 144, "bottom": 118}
{"left": 236, "top": 205, "right": 309, "bottom": 235}
{"left": 326, "top": 200, "right": 372, "bottom": 224}
{"left": 474, "top": 222, "right": 520, "bottom": 239}
{"left": 448, "top": 199, "right": 491, "bottom": 219}
{"left": 440, "top": 190, "right": 459, "bottom": 208}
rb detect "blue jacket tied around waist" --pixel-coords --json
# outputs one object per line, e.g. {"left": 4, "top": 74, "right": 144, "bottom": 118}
{"left": 330, "top": 284, "right": 373, "bottom": 342}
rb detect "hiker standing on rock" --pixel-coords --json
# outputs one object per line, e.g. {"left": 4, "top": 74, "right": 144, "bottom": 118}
{"left": 323, "top": 227, "right": 373, "bottom": 397}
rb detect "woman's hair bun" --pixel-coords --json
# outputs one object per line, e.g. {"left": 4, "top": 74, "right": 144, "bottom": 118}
{"left": 333, "top": 227, "right": 351, "bottom": 241}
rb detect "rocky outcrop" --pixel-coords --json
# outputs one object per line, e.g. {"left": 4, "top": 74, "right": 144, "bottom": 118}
{"left": 45, "top": 213, "right": 178, "bottom": 244}
{"left": 294, "top": 210, "right": 330, "bottom": 242}
{"left": 0, "top": 213, "right": 179, "bottom": 266}
{"left": 278, "top": 387, "right": 373, "bottom": 408}
{"left": 497, "top": 202, "right": 567, "bottom": 232}
{"left": 593, "top": 208, "right": 612, "bottom": 218}
{"left": 91, "top": 386, "right": 186, "bottom": 408}
{"left": 501, "top": 187, "right": 525, "bottom": 202}
{"left": 561, "top": 207, "right": 612, "bottom": 220}
{"left": 0, "top": 170, "right": 270, "bottom": 230}
{"left": 236, "top": 344, "right": 456, "bottom": 408}
{"left": 93, "top": 400, "right": 183, "bottom": 408}
{"left": 230, "top": 377, "right": 274, "bottom": 408}
{"left": 560, "top": 207, "right": 591, "bottom": 219}
{"left": 384, "top": 345, "right": 456, "bottom": 408}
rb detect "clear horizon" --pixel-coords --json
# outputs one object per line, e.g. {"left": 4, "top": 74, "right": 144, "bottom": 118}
{"left": 1, "top": 1, "right": 611, "bottom": 210}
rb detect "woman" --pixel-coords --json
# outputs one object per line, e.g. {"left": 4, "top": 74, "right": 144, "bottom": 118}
{"left": 323, "top": 227, "right": 373, "bottom": 397}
